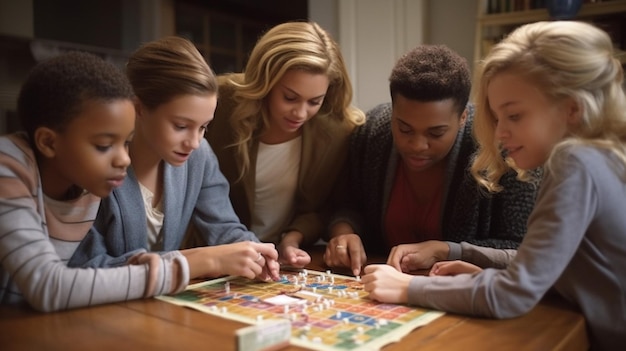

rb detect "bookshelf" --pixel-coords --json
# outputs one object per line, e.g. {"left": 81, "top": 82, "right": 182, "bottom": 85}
{"left": 473, "top": 0, "right": 626, "bottom": 71}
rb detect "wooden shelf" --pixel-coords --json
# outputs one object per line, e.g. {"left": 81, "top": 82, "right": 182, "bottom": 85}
{"left": 479, "top": 0, "right": 626, "bottom": 26}
{"left": 473, "top": 0, "right": 626, "bottom": 72}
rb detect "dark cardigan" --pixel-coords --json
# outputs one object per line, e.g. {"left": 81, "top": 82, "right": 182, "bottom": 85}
{"left": 333, "top": 103, "right": 538, "bottom": 256}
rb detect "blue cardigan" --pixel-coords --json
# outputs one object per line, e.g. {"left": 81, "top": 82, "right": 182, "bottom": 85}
{"left": 68, "top": 139, "right": 258, "bottom": 268}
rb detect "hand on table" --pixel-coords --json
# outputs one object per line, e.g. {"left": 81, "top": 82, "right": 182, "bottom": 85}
{"left": 362, "top": 264, "right": 412, "bottom": 304}
{"left": 323, "top": 234, "right": 367, "bottom": 276}
{"left": 182, "top": 241, "right": 279, "bottom": 281}
{"left": 387, "top": 240, "right": 450, "bottom": 273}
{"left": 278, "top": 243, "right": 311, "bottom": 268}
{"left": 429, "top": 260, "right": 482, "bottom": 276}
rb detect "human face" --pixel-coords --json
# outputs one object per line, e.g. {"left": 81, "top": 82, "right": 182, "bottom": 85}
{"left": 46, "top": 99, "right": 135, "bottom": 199}
{"left": 136, "top": 93, "right": 217, "bottom": 166}
{"left": 488, "top": 72, "right": 573, "bottom": 170}
{"left": 264, "top": 69, "right": 329, "bottom": 143}
{"left": 391, "top": 95, "right": 465, "bottom": 173}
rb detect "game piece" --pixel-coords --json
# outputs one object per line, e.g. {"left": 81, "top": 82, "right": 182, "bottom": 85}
{"left": 157, "top": 269, "right": 443, "bottom": 351}
{"left": 225, "top": 282, "right": 230, "bottom": 294}
{"left": 356, "top": 275, "right": 361, "bottom": 282}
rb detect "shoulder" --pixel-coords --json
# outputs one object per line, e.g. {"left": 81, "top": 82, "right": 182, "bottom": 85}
{"left": 358, "top": 103, "right": 392, "bottom": 135}
{"left": 549, "top": 143, "right": 619, "bottom": 177}
{"left": 0, "top": 133, "right": 38, "bottom": 179}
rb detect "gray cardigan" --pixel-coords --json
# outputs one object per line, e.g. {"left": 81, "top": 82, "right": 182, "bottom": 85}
{"left": 333, "top": 103, "right": 538, "bottom": 256}
{"left": 408, "top": 145, "right": 626, "bottom": 351}
{"left": 69, "top": 139, "right": 258, "bottom": 268}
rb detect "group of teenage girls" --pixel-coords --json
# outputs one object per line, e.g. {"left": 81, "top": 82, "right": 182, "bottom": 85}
{"left": 0, "top": 19, "right": 624, "bottom": 350}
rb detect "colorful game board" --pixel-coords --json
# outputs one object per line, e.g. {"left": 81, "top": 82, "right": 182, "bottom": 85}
{"left": 157, "top": 269, "right": 444, "bottom": 351}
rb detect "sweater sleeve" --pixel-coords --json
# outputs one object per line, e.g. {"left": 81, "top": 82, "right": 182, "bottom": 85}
{"left": 0, "top": 198, "right": 190, "bottom": 311}
{"left": 0, "top": 137, "right": 189, "bottom": 312}
{"left": 446, "top": 241, "right": 516, "bottom": 269}
{"left": 408, "top": 150, "right": 592, "bottom": 318}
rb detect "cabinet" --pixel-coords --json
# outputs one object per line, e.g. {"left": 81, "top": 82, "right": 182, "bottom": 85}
{"left": 473, "top": 0, "right": 626, "bottom": 72}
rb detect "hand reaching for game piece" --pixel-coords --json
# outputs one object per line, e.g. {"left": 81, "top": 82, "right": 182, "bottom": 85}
{"left": 429, "top": 260, "right": 482, "bottom": 276}
{"left": 361, "top": 264, "right": 412, "bottom": 304}
{"left": 324, "top": 233, "right": 367, "bottom": 276}
{"left": 386, "top": 241, "right": 450, "bottom": 273}
{"left": 181, "top": 241, "right": 279, "bottom": 281}
{"left": 277, "top": 231, "right": 311, "bottom": 268}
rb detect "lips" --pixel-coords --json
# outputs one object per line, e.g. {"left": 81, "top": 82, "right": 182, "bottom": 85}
{"left": 405, "top": 155, "right": 431, "bottom": 169}
{"left": 285, "top": 118, "right": 305, "bottom": 129}
{"left": 107, "top": 175, "right": 126, "bottom": 188}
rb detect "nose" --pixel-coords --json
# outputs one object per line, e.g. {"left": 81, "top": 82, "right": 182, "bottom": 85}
{"left": 114, "top": 147, "right": 131, "bottom": 169}
{"left": 184, "top": 131, "right": 201, "bottom": 150}
{"left": 408, "top": 134, "right": 429, "bottom": 152}
{"left": 292, "top": 103, "right": 307, "bottom": 119}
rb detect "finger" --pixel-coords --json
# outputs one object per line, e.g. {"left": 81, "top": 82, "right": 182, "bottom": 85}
{"left": 349, "top": 246, "right": 364, "bottom": 276}
{"left": 267, "top": 258, "right": 280, "bottom": 280}
{"left": 254, "top": 242, "right": 278, "bottom": 259}
{"left": 386, "top": 246, "right": 399, "bottom": 268}
{"left": 362, "top": 264, "right": 377, "bottom": 275}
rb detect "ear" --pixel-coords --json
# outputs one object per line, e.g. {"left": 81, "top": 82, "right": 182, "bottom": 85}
{"left": 565, "top": 97, "right": 582, "bottom": 126}
{"left": 33, "top": 127, "right": 58, "bottom": 158}
{"left": 459, "top": 108, "right": 468, "bottom": 127}
{"left": 133, "top": 96, "right": 144, "bottom": 119}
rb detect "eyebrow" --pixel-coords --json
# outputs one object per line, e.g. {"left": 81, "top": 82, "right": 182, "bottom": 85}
{"left": 396, "top": 116, "right": 448, "bottom": 130}
{"left": 172, "top": 115, "right": 212, "bottom": 125}
{"left": 283, "top": 86, "right": 326, "bottom": 100}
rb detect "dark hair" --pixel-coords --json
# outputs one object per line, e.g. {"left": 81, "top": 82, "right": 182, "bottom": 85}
{"left": 17, "top": 51, "right": 133, "bottom": 141}
{"left": 389, "top": 44, "right": 471, "bottom": 115}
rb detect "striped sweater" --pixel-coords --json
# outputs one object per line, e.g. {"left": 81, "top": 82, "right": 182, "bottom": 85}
{"left": 0, "top": 133, "right": 189, "bottom": 312}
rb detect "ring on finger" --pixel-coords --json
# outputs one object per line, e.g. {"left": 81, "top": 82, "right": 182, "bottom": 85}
{"left": 336, "top": 245, "right": 346, "bottom": 250}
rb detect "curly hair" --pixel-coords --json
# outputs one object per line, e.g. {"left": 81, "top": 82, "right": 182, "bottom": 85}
{"left": 224, "top": 21, "right": 365, "bottom": 179}
{"left": 17, "top": 51, "right": 133, "bottom": 142}
{"left": 126, "top": 36, "right": 217, "bottom": 110}
{"left": 471, "top": 21, "right": 626, "bottom": 192}
{"left": 389, "top": 44, "right": 471, "bottom": 115}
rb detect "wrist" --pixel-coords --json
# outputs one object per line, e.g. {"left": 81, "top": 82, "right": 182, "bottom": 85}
{"left": 280, "top": 231, "right": 303, "bottom": 248}
{"left": 330, "top": 222, "right": 354, "bottom": 238}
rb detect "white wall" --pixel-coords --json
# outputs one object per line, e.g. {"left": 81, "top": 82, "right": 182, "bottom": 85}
{"left": 309, "top": 0, "right": 477, "bottom": 113}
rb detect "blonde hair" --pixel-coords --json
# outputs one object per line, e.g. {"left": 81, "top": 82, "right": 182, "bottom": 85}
{"left": 225, "top": 21, "right": 365, "bottom": 178}
{"left": 127, "top": 36, "right": 217, "bottom": 110}
{"left": 471, "top": 21, "right": 626, "bottom": 192}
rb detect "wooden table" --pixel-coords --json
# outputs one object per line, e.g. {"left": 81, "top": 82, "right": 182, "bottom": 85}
{"left": 0, "top": 247, "right": 588, "bottom": 351}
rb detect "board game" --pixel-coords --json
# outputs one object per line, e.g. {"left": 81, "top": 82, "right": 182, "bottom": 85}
{"left": 156, "top": 269, "right": 444, "bottom": 351}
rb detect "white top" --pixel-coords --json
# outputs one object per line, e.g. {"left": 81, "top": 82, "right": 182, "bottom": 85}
{"left": 250, "top": 136, "right": 301, "bottom": 243}
{"left": 139, "top": 182, "right": 164, "bottom": 251}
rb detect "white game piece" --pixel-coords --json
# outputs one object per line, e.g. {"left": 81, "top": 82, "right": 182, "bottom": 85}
{"left": 343, "top": 317, "right": 350, "bottom": 324}
{"left": 356, "top": 275, "right": 361, "bottom": 282}
{"left": 328, "top": 287, "right": 334, "bottom": 293}
{"left": 357, "top": 326, "right": 364, "bottom": 334}
{"left": 312, "top": 287, "right": 317, "bottom": 293}
{"left": 225, "top": 282, "right": 230, "bottom": 294}
{"left": 256, "top": 315, "right": 263, "bottom": 322}
{"left": 378, "top": 318, "right": 388, "bottom": 326}
{"left": 220, "top": 306, "right": 227, "bottom": 314}
{"left": 326, "top": 270, "right": 331, "bottom": 275}
{"left": 283, "top": 305, "right": 289, "bottom": 314}
{"left": 336, "top": 311, "right": 342, "bottom": 318}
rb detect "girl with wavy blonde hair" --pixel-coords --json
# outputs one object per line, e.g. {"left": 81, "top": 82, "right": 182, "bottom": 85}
{"left": 206, "top": 21, "right": 365, "bottom": 267}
